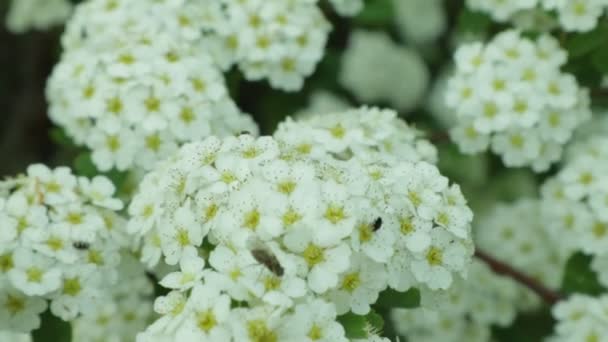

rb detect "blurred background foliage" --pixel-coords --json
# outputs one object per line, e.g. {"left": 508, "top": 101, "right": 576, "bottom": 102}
{"left": 2, "top": 0, "right": 608, "bottom": 340}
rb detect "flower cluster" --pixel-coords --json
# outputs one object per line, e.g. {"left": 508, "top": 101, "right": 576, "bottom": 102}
{"left": 208, "top": 0, "right": 332, "bottom": 91}
{"left": 467, "top": 0, "right": 608, "bottom": 32}
{"left": 541, "top": 133, "right": 608, "bottom": 259}
{"left": 127, "top": 112, "right": 473, "bottom": 340}
{"left": 550, "top": 294, "right": 608, "bottom": 341}
{"left": 60, "top": 0, "right": 338, "bottom": 92}
{"left": 328, "top": 0, "right": 365, "bottom": 17}
{"left": 5, "top": 0, "right": 71, "bottom": 33}
{"left": 47, "top": 0, "right": 258, "bottom": 172}
{"left": 447, "top": 30, "right": 590, "bottom": 171}
{"left": 274, "top": 107, "right": 437, "bottom": 164}
{"left": 72, "top": 253, "right": 154, "bottom": 342}
{"left": 0, "top": 164, "right": 128, "bottom": 333}
{"left": 476, "top": 198, "right": 567, "bottom": 307}
{"left": 391, "top": 260, "right": 521, "bottom": 342}
{"left": 393, "top": 0, "right": 446, "bottom": 44}
{"left": 340, "top": 30, "right": 430, "bottom": 113}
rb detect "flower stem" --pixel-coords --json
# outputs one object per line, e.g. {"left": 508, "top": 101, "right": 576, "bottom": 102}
{"left": 475, "top": 249, "right": 564, "bottom": 305}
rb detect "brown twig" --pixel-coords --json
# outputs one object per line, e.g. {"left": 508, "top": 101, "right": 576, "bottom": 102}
{"left": 475, "top": 249, "right": 564, "bottom": 305}
{"left": 429, "top": 131, "right": 451, "bottom": 144}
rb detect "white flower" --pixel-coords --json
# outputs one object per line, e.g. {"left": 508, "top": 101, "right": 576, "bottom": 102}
{"left": 284, "top": 227, "right": 351, "bottom": 294}
{"left": 446, "top": 30, "right": 590, "bottom": 171}
{"left": 550, "top": 294, "right": 608, "bottom": 341}
{"left": 339, "top": 30, "right": 429, "bottom": 112}
{"left": 285, "top": 299, "right": 348, "bottom": 342}
{"left": 5, "top": 0, "right": 71, "bottom": 33}
{"left": 0, "top": 283, "right": 47, "bottom": 333}
{"left": 327, "top": 253, "right": 388, "bottom": 315}
{"left": 160, "top": 248, "right": 205, "bottom": 290}
{"left": 174, "top": 283, "right": 232, "bottom": 341}
{"left": 411, "top": 230, "right": 469, "bottom": 290}
{"left": 8, "top": 249, "right": 62, "bottom": 296}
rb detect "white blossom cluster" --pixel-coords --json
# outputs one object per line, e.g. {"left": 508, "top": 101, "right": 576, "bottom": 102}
{"left": 328, "top": 0, "right": 365, "bottom": 17}
{"left": 0, "top": 164, "right": 128, "bottom": 333}
{"left": 541, "top": 133, "right": 608, "bottom": 286}
{"left": 72, "top": 253, "right": 154, "bottom": 342}
{"left": 392, "top": 0, "right": 446, "bottom": 45}
{"left": 5, "top": 0, "right": 71, "bottom": 33}
{"left": 0, "top": 331, "right": 30, "bottom": 342}
{"left": 58, "top": 0, "right": 344, "bottom": 92}
{"left": 467, "top": 0, "right": 608, "bottom": 32}
{"left": 274, "top": 107, "right": 437, "bottom": 164}
{"left": 127, "top": 108, "right": 474, "bottom": 340}
{"left": 391, "top": 260, "right": 521, "bottom": 342}
{"left": 447, "top": 30, "right": 591, "bottom": 171}
{"left": 340, "top": 30, "right": 430, "bottom": 113}
{"left": 47, "top": 0, "right": 258, "bottom": 173}
{"left": 476, "top": 198, "right": 567, "bottom": 306}
{"left": 550, "top": 294, "right": 608, "bottom": 341}
{"left": 207, "top": 0, "right": 332, "bottom": 91}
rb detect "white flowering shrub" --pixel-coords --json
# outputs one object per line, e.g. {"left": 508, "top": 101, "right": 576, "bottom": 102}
{"left": 467, "top": 0, "right": 608, "bottom": 32}
{"left": 5, "top": 0, "right": 608, "bottom": 340}
{"left": 550, "top": 294, "right": 608, "bottom": 341}
{"left": 5, "top": 0, "right": 71, "bottom": 33}
{"left": 0, "top": 164, "right": 131, "bottom": 333}
{"left": 127, "top": 121, "right": 474, "bottom": 340}
{"left": 476, "top": 199, "right": 567, "bottom": 298}
{"left": 340, "top": 30, "right": 429, "bottom": 113}
{"left": 391, "top": 260, "right": 520, "bottom": 342}
{"left": 447, "top": 30, "right": 591, "bottom": 171}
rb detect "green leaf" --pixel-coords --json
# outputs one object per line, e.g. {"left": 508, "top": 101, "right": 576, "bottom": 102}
{"left": 365, "top": 310, "right": 384, "bottom": 335}
{"left": 73, "top": 152, "right": 97, "bottom": 178}
{"left": 457, "top": 8, "right": 491, "bottom": 34}
{"left": 32, "top": 310, "right": 72, "bottom": 342}
{"left": 564, "top": 24, "right": 608, "bottom": 59}
{"left": 338, "top": 310, "right": 384, "bottom": 339}
{"left": 591, "top": 47, "right": 608, "bottom": 74}
{"left": 353, "top": 0, "right": 394, "bottom": 27}
{"left": 561, "top": 252, "right": 605, "bottom": 295}
{"left": 375, "top": 288, "right": 420, "bottom": 309}
{"left": 493, "top": 308, "right": 554, "bottom": 342}
{"left": 338, "top": 312, "right": 367, "bottom": 339}
{"left": 49, "top": 128, "right": 75, "bottom": 148}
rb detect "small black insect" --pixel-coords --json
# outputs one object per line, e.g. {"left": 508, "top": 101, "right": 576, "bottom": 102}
{"left": 73, "top": 241, "right": 90, "bottom": 250}
{"left": 372, "top": 217, "right": 383, "bottom": 232}
{"left": 250, "top": 248, "right": 284, "bottom": 277}
{"left": 238, "top": 130, "right": 252, "bottom": 136}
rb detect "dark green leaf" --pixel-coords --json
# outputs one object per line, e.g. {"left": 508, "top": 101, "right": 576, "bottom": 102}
{"left": 32, "top": 309, "right": 72, "bottom": 342}
{"left": 353, "top": 0, "right": 394, "bottom": 27}
{"left": 493, "top": 308, "right": 554, "bottom": 342}
{"left": 457, "top": 8, "right": 492, "bottom": 34}
{"left": 591, "top": 47, "right": 608, "bottom": 74}
{"left": 375, "top": 288, "right": 420, "bottom": 309}
{"left": 561, "top": 252, "right": 605, "bottom": 295}
{"left": 73, "top": 152, "right": 97, "bottom": 178}
{"left": 365, "top": 310, "right": 384, "bottom": 335}
{"left": 49, "top": 128, "right": 75, "bottom": 148}
{"left": 338, "top": 312, "right": 368, "bottom": 339}
{"left": 564, "top": 24, "right": 608, "bottom": 58}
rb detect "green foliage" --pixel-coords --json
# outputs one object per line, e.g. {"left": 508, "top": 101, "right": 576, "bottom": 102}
{"left": 338, "top": 310, "right": 385, "bottom": 339}
{"left": 32, "top": 310, "right": 72, "bottom": 342}
{"left": 374, "top": 288, "right": 420, "bottom": 310}
{"left": 353, "top": 0, "right": 394, "bottom": 27}
{"left": 456, "top": 8, "right": 492, "bottom": 34}
{"left": 564, "top": 24, "right": 608, "bottom": 59}
{"left": 493, "top": 308, "right": 554, "bottom": 342}
{"left": 561, "top": 252, "right": 606, "bottom": 296}
{"left": 49, "top": 128, "right": 75, "bottom": 148}
{"left": 73, "top": 152, "right": 129, "bottom": 193}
